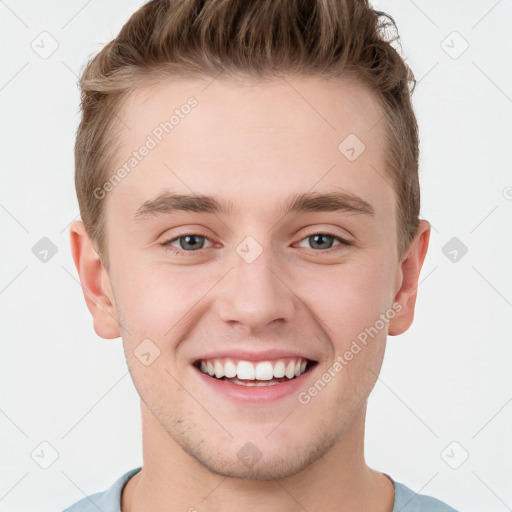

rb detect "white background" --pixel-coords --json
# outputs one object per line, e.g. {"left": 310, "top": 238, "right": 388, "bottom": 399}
{"left": 0, "top": 1, "right": 511, "bottom": 511}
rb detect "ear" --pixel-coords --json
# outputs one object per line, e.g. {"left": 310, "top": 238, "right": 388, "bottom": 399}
{"left": 388, "top": 220, "right": 431, "bottom": 336}
{"left": 69, "top": 220, "right": 120, "bottom": 339}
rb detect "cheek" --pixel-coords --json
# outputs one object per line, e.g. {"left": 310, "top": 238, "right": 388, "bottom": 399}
{"left": 294, "top": 262, "right": 392, "bottom": 411}
{"left": 112, "top": 260, "right": 218, "bottom": 342}
{"left": 114, "top": 265, "right": 205, "bottom": 398}
{"left": 301, "top": 257, "right": 396, "bottom": 342}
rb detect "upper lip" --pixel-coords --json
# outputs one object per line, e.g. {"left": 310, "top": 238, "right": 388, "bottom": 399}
{"left": 193, "top": 349, "right": 317, "bottom": 364}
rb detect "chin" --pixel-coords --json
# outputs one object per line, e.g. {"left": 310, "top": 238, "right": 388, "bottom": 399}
{"left": 175, "top": 427, "right": 340, "bottom": 481}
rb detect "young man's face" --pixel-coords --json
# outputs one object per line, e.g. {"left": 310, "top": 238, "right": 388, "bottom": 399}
{"left": 71, "top": 75, "right": 429, "bottom": 479}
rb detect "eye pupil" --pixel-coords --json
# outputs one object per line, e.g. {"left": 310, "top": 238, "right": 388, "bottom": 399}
{"left": 180, "top": 235, "right": 204, "bottom": 250}
{"left": 309, "top": 234, "right": 334, "bottom": 250}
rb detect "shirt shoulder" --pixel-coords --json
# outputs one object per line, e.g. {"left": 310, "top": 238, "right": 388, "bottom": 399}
{"left": 392, "top": 479, "right": 461, "bottom": 512}
{"left": 60, "top": 467, "right": 142, "bottom": 512}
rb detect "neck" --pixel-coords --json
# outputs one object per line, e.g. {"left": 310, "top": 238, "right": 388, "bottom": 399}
{"left": 122, "top": 401, "right": 394, "bottom": 512}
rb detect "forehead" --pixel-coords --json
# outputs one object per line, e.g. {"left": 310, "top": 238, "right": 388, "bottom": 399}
{"left": 108, "top": 75, "right": 393, "bottom": 220}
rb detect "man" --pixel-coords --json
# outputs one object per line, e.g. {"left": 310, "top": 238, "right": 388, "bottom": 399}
{"left": 63, "top": 0, "right": 460, "bottom": 510}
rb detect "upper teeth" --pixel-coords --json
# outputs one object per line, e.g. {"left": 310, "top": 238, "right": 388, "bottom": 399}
{"left": 199, "top": 358, "right": 308, "bottom": 380}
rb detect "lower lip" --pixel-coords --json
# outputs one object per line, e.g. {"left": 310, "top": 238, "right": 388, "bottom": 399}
{"left": 193, "top": 365, "right": 316, "bottom": 403}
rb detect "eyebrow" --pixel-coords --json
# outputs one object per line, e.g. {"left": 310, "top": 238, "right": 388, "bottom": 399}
{"left": 132, "top": 190, "right": 375, "bottom": 221}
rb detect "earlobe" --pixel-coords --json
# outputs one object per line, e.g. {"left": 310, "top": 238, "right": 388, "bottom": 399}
{"left": 69, "top": 220, "right": 121, "bottom": 339}
{"left": 388, "top": 220, "right": 431, "bottom": 336}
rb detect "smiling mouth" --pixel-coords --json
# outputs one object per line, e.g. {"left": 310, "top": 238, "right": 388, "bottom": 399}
{"left": 193, "top": 357, "right": 317, "bottom": 386}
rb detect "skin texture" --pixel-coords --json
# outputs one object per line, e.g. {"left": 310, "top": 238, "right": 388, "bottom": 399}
{"left": 70, "top": 75, "right": 430, "bottom": 512}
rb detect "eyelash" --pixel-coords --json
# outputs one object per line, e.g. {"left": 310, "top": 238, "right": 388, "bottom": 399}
{"left": 161, "top": 231, "right": 352, "bottom": 256}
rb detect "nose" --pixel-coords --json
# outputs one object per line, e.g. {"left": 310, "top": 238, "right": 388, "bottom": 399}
{"left": 216, "top": 243, "right": 296, "bottom": 334}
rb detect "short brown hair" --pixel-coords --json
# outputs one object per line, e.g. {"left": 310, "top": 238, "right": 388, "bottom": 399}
{"left": 75, "top": 0, "right": 420, "bottom": 270}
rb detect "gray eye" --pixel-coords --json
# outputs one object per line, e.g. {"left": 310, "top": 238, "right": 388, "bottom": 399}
{"left": 296, "top": 233, "right": 349, "bottom": 251}
{"left": 171, "top": 235, "right": 210, "bottom": 251}
{"left": 307, "top": 234, "right": 336, "bottom": 250}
